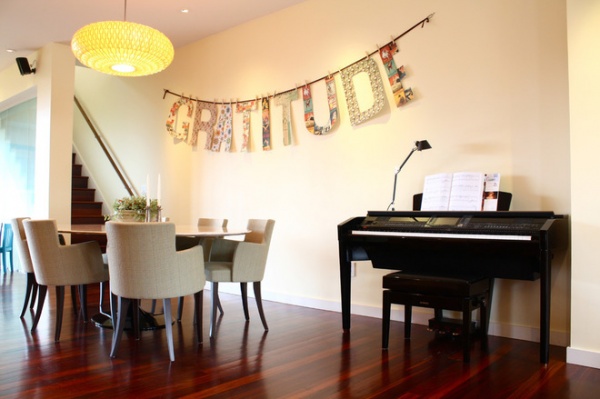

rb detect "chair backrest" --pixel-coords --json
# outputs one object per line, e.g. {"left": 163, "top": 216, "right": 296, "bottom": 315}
{"left": 23, "top": 219, "right": 106, "bottom": 286}
{"left": 231, "top": 219, "right": 275, "bottom": 282}
{"left": 106, "top": 222, "right": 205, "bottom": 300}
{"left": 245, "top": 219, "right": 275, "bottom": 245}
{"left": 198, "top": 218, "right": 228, "bottom": 228}
{"left": 1, "top": 222, "right": 13, "bottom": 250}
{"left": 10, "top": 218, "right": 34, "bottom": 273}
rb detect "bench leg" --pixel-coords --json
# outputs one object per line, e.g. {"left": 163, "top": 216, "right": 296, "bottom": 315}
{"left": 462, "top": 299, "right": 472, "bottom": 363}
{"left": 404, "top": 304, "right": 412, "bottom": 339}
{"left": 382, "top": 290, "right": 391, "bottom": 349}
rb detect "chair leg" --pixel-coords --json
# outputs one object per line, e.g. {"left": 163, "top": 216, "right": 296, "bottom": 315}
{"left": 240, "top": 283, "right": 250, "bottom": 321}
{"left": 150, "top": 299, "right": 157, "bottom": 314}
{"left": 133, "top": 299, "right": 140, "bottom": 340}
{"left": 163, "top": 299, "right": 175, "bottom": 362}
{"left": 253, "top": 282, "right": 269, "bottom": 331}
{"left": 79, "top": 284, "right": 88, "bottom": 321}
{"left": 194, "top": 291, "right": 203, "bottom": 344}
{"left": 30, "top": 282, "right": 38, "bottom": 309}
{"left": 216, "top": 291, "right": 224, "bottom": 315}
{"left": 31, "top": 285, "right": 48, "bottom": 333}
{"left": 382, "top": 290, "right": 391, "bottom": 349}
{"left": 71, "top": 286, "right": 78, "bottom": 316}
{"left": 210, "top": 282, "right": 219, "bottom": 338}
{"left": 20, "top": 272, "right": 36, "bottom": 318}
{"left": 110, "top": 296, "right": 130, "bottom": 359}
{"left": 177, "top": 296, "right": 184, "bottom": 322}
{"left": 55, "top": 286, "right": 65, "bottom": 342}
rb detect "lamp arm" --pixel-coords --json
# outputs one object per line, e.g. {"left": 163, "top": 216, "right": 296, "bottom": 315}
{"left": 387, "top": 147, "right": 417, "bottom": 211}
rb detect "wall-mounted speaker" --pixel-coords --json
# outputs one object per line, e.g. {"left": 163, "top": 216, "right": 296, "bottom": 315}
{"left": 16, "top": 57, "right": 35, "bottom": 75}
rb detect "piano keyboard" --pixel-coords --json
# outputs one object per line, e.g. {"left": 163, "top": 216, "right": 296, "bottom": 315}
{"left": 351, "top": 230, "right": 532, "bottom": 241}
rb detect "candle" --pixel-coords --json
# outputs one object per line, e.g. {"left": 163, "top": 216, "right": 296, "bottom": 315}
{"left": 157, "top": 174, "right": 161, "bottom": 207}
{"left": 146, "top": 174, "right": 150, "bottom": 207}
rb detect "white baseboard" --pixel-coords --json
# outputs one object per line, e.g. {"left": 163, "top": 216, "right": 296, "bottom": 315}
{"left": 223, "top": 287, "right": 570, "bottom": 347}
{"left": 567, "top": 347, "right": 600, "bottom": 369}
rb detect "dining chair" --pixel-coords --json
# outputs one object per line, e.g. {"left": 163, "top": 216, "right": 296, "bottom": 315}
{"left": 10, "top": 218, "right": 39, "bottom": 318}
{"left": 105, "top": 222, "right": 205, "bottom": 362}
{"left": 205, "top": 219, "right": 275, "bottom": 337}
{"left": 23, "top": 219, "right": 109, "bottom": 341}
{"left": 1, "top": 222, "right": 14, "bottom": 273}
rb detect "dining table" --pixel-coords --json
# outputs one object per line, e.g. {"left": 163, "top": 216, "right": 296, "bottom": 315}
{"left": 57, "top": 222, "right": 250, "bottom": 330}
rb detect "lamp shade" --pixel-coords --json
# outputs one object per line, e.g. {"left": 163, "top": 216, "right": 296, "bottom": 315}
{"left": 71, "top": 21, "right": 174, "bottom": 77}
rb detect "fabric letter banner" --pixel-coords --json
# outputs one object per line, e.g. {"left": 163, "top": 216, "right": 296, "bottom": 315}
{"left": 340, "top": 57, "right": 386, "bottom": 126}
{"left": 274, "top": 90, "right": 299, "bottom": 146}
{"left": 190, "top": 102, "right": 218, "bottom": 148}
{"left": 379, "top": 42, "right": 414, "bottom": 107}
{"left": 302, "top": 76, "right": 338, "bottom": 135}
{"left": 166, "top": 97, "right": 194, "bottom": 141}
{"left": 236, "top": 100, "right": 257, "bottom": 152}
{"left": 211, "top": 104, "right": 233, "bottom": 152}
{"left": 261, "top": 97, "right": 271, "bottom": 151}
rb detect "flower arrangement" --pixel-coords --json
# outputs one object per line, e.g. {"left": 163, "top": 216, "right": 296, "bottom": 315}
{"left": 109, "top": 195, "right": 158, "bottom": 222}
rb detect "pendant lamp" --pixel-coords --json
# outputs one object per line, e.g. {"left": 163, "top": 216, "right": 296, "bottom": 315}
{"left": 71, "top": 1, "right": 174, "bottom": 77}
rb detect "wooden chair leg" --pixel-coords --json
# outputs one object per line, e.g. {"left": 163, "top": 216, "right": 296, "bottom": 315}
{"left": 30, "top": 281, "right": 38, "bottom": 309}
{"left": 216, "top": 291, "right": 224, "bottom": 315}
{"left": 253, "top": 282, "right": 269, "bottom": 331}
{"left": 194, "top": 291, "right": 203, "bottom": 343}
{"left": 79, "top": 284, "right": 88, "bottom": 321}
{"left": 177, "top": 296, "right": 184, "bottom": 322}
{"left": 110, "top": 296, "right": 130, "bottom": 359}
{"left": 210, "top": 282, "right": 219, "bottom": 338}
{"left": 20, "top": 272, "right": 36, "bottom": 318}
{"left": 163, "top": 299, "right": 175, "bottom": 362}
{"left": 382, "top": 290, "right": 391, "bottom": 349}
{"left": 31, "top": 285, "right": 48, "bottom": 333}
{"left": 240, "top": 282, "right": 250, "bottom": 321}
{"left": 55, "top": 286, "right": 65, "bottom": 342}
{"left": 71, "top": 286, "right": 78, "bottom": 316}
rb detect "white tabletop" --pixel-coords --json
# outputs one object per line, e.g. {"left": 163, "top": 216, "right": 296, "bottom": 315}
{"left": 58, "top": 223, "right": 249, "bottom": 237}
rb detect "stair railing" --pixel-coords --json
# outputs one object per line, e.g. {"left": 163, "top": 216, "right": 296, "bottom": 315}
{"left": 74, "top": 96, "right": 136, "bottom": 197}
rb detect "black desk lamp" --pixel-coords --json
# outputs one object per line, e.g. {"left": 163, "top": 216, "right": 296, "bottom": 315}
{"left": 387, "top": 140, "right": 432, "bottom": 211}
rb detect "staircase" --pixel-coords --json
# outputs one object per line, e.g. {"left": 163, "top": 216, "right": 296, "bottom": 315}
{"left": 71, "top": 153, "right": 107, "bottom": 250}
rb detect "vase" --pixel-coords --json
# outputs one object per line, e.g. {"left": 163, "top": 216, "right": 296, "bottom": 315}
{"left": 113, "top": 210, "right": 145, "bottom": 222}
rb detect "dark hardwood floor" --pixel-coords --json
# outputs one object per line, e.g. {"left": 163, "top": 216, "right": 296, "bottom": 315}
{"left": 1, "top": 271, "right": 599, "bottom": 398}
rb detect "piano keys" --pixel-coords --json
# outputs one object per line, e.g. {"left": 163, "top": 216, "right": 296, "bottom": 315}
{"left": 338, "top": 210, "right": 567, "bottom": 364}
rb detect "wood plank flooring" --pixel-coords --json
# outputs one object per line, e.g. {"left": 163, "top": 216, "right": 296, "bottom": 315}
{"left": 1, "top": 271, "right": 599, "bottom": 398}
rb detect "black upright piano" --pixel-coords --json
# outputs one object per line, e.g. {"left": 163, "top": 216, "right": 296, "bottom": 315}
{"left": 338, "top": 210, "right": 567, "bottom": 364}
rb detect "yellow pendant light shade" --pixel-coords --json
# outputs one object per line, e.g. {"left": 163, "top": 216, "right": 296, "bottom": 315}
{"left": 71, "top": 20, "right": 174, "bottom": 77}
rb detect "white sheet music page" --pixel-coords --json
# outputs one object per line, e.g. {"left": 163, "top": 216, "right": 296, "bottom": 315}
{"left": 421, "top": 173, "right": 453, "bottom": 210}
{"left": 448, "top": 172, "right": 485, "bottom": 211}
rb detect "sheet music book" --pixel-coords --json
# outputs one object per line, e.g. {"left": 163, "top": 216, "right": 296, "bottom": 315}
{"left": 421, "top": 172, "right": 501, "bottom": 211}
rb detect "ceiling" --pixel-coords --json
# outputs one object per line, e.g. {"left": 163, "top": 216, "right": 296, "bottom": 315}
{"left": 0, "top": 0, "right": 306, "bottom": 72}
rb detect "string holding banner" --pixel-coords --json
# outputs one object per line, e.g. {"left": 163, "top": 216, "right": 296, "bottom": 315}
{"left": 163, "top": 13, "right": 434, "bottom": 148}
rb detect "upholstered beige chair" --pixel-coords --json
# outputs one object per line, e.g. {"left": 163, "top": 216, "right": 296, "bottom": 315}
{"left": 10, "top": 218, "right": 38, "bottom": 318}
{"left": 23, "top": 219, "right": 109, "bottom": 342}
{"left": 106, "top": 222, "right": 205, "bottom": 362}
{"left": 153, "top": 218, "right": 228, "bottom": 321}
{"left": 205, "top": 219, "right": 275, "bottom": 337}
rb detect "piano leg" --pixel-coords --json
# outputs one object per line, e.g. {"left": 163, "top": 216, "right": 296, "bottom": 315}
{"left": 540, "top": 250, "right": 551, "bottom": 364}
{"left": 340, "top": 250, "right": 352, "bottom": 331}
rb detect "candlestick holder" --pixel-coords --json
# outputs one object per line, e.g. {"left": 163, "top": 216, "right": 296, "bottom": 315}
{"left": 157, "top": 206, "right": 162, "bottom": 222}
{"left": 145, "top": 206, "right": 152, "bottom": 222}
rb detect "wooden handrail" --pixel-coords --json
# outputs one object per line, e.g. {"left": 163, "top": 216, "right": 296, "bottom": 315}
{"left": 73, "top": 96, "right": 135, "bottom": 196}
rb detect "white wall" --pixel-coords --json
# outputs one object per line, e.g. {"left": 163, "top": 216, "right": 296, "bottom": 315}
{"left": 163, "top": 0, "right": 571, "bottom": 343}
{"left": 1, "top": 0, "right": 576, "bottom": 350}
{"left": 567, "top": 0, "right": 600, "bottom": 369}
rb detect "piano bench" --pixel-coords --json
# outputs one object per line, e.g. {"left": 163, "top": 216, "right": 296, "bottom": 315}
{"left": 382, "top": 271, "right": 490, "bottom": 363}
